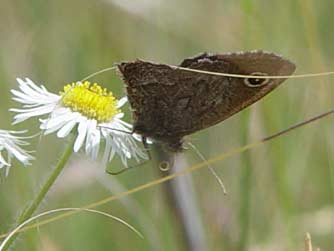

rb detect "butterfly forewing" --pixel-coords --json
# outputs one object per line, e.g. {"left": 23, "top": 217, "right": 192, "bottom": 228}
{"left": 117, "top": 51, "right": 296, "bottom": 151}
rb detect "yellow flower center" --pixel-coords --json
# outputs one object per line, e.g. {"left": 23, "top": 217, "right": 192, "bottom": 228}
{"left": 60, "top": 81, "right": 121, "bottom": 123}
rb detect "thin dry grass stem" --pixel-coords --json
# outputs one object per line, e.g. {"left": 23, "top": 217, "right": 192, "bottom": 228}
{"left": 0, "top": 207, "right": 143, "bottom": 251}
{"left": 173, "top": 66, "right": 334, "bottom": 79}
{"left": 0, "top": 109, "right": 333, "bottom": 240}
{"left": 79, "top": 63, "right": 334, "bottom": 81}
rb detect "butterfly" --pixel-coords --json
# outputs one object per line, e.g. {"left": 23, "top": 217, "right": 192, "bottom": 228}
{"left": 117, "top": 51, "right": 296, "bottom": 152}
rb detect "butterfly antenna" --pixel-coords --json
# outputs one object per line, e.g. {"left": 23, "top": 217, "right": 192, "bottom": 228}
{"left": 106, "top": 166, "right": 134, "bottom": 175}
{"left": 80, "top": 66, "right": 118, "bottom": 82}
{"left": 187, "top": 142, "right": 227, "bottom": 195}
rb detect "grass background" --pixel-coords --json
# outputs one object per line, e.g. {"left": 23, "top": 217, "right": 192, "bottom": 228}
{"left": 0, "top": 0, "right": 333, "bottom": 250}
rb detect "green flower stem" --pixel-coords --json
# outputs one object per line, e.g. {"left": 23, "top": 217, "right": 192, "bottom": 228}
{"left": 2, "top": 134, "right": 76, "bottom": 251}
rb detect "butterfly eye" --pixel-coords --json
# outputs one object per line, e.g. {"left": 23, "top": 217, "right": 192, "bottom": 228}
{"left": 244, "top": 72, "right": 270, "bottom": 88}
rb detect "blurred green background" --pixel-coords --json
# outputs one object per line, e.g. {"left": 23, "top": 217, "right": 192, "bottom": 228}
{"left": 0, "top": 0, "right": 333, "bottom": 250}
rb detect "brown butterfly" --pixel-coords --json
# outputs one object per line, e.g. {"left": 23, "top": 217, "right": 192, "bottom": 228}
{"left": 117, "top": 51, "right": 296, "bottom": 152}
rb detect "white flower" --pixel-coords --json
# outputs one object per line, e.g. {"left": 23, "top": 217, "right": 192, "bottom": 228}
{"left": 10, "top": 78, "right": 148, "bottom": 167}
{"left": 0, "top": 129, "right": 34, "bottom": 175}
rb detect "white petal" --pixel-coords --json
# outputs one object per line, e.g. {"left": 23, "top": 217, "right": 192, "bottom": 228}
{"left": 114, "top": 118, "right": 133, "bottom": 129}
{"left": 74, "top": 119, "right": 88, "bottom": 152}
{"left": 0, "top": 130, "right": 34, "bottom": 174}
{"left": 85, "top": 120, "right": 97, "bottom": 151}
{"left": 57, "top": 120, "right": 77, "bottom": 138}
{"left": 86, "top": 124, "right": 101, "bottom": 160}
{"left": 0, "top": 152, "right": 9, "bottom": 167}
{"left": 11, "top": 105, "right": 58, "bottom": 124}
{"left": 15, "top": 78, "right": 59, "bottom": 103}
{"left": 41, "top": 120, "right": 67, "bottom": 135}
{"left": 102, "top": 135, "right": 113, "bottom": 165}
{"left": 41, "top": 109, "right": 74, "bottom": 129}
{"left": 114, "top": 113, "right": 125, "bottom": 119}
{"left": 117, "top": 96, "right": 128, "bottom": 108}
{"left": 11, "top": 78, "right": 61, "bottom": 125}
{"left": 85, "top": 120, "right": 101, "bottom": 159}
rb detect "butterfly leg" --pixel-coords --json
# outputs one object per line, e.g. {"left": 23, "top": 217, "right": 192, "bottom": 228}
{"left": 142, "top": 136, "right": 152, "bottom": 161}
{"left": 105, "top": 136, "right": 151, "bottom": 175}
{"left": 105, "top": 157, "right": 150, "bottom": 175}
{"left": 106, "top": 167, "right": 132, "bottom": 175}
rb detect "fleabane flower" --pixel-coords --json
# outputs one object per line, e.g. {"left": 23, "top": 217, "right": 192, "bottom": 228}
{"left": 10, "top": 78, "right": 147, "bottom": 167}
{"left": 0, "top": 129, "right": 34, "bottom": 175}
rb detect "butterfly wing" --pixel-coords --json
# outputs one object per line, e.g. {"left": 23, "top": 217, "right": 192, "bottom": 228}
{"left": 117, "top": 51, "right": 295, "bottom": 143}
